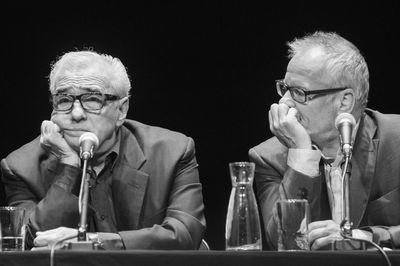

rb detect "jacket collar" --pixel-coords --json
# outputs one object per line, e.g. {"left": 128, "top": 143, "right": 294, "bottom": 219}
{"left": 111, "top": 126, "right": 149, "bottom": 230}
{"left": 349, "top": 112, "right": 378, "bottom": 227}
{"left": 44, "top": 125, "right": 149, "bottom": 230}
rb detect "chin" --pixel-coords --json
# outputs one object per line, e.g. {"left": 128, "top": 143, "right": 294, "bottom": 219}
{"left": 63, "top": 135, "right": 80, "bottom": 152}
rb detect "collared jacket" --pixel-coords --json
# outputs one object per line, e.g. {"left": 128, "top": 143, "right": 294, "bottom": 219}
{"left": 249, "top": 109, "right": 400, "bottom": 250}
{"left": 1, "top": 119, "right": 206, "bottom": 250}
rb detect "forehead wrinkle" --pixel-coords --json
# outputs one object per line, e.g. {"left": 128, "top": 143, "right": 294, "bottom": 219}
{"left": 54, "top": 74, "right": 111, "bottom": 93}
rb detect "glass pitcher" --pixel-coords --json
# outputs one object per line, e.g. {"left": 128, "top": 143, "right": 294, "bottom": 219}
{"left": 225, "top": 162, "right": 262, "bottom": 250}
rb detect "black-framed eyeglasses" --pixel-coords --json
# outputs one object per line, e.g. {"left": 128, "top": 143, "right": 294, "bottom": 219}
{"left": 276, "top": 79, "right": 347, "bottom": 104}
{"left": 50, "top": 92, "right": 120, "bottom": 112}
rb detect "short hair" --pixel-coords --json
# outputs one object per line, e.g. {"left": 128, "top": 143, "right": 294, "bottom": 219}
{"left": 49, "top": 50, "right": 131, "bottom": 97}
{"left": 287, "top": 31, "right": 369, "bottom": 109}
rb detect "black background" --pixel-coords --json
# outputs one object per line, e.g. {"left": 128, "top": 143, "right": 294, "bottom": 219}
{"left": 1, "top": 1, "right": 399, "bottom": 250}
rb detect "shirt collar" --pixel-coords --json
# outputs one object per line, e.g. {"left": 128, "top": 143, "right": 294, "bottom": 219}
{"left": 91, "top": 129, "right": 121, "bottom": 173}
{"left": 107, "top": 129, "right": 121, "bottom": 171}
{"left": 314, "top": 117, "right": 360, "bottom": 166}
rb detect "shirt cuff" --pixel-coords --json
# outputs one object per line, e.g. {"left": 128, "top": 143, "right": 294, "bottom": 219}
{"left": 352, "top": 229, "right": 373, "bottom": 242}
{"left": 287, "top": 148, "right": 321, "bottom": 177}
{"left": 96, "top": 232, "right": 125, "bottom": 250}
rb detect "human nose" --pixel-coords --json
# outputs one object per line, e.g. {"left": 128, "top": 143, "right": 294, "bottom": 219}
{"left": 70, "top": 100, "right": 87, "bottom": 121}
{"left": 278, "top": 90, "right": 296, "bottom": 108}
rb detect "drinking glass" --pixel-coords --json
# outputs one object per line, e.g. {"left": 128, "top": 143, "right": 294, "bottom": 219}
{"left": 0, "top": 206, "right": 26, "bottom": 251}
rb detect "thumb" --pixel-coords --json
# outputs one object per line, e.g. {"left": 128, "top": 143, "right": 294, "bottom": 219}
{"left": 287, "top": 107, "right": 299, "bottom": 122}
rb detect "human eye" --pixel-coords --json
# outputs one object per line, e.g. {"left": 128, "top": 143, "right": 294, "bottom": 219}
{"left": 53, "top": 94, "right": 73, "bottom": 111}
{"left": 291, "top": 87, "right": 305, "bottom": 97}
{"left": 83, "top": 93, "right": 103, "bottom": 102}
{"left": 55, "top": 94, "right": 70, "bottom": 102}
{"left": 81, "top": 93, "right": 104, "bottom": 110}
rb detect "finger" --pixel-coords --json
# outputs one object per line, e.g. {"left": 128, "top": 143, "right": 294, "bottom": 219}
{"left": 308, "top": 225, "right": 330, "bottom": 244}
{"left": 34, "top": 227, "right": 66, "bottom": 245}
{"left": 308, "top": 220, "right": 341, "bottom": 246}
{"left": 277, "top": 103, "right": 289, "bottom": 123}
{"left": 268, "top": 110, "right": 274, "bottom": 133}
{"left": 34, "top": 232, "right": 75, "bottom": 247}
{"left": 34, "top": 231, "right": 61, "bottom": 246}
{"left": 269, "top": 104, "right": 279, "bottom": 130}
{"left": 34, "top": 236, "right": 51, "bottom": 247}
{"left": 53, "top": 122, "right": 61, "bottom": 133}
{"left": 308, "top": 220, "right": 330, "bottom": 231}
{"left": 41, "top": 121, "right": 55, "bottom": 145}
{"left": 42, "top": 120, "right": 54, "bottom": 135}
{"left": 42, "top": 120, "right": 61, "bottom": 136}
{"left": 40, "top": 120, "right": 50, "bottom": 134}
{"left": 36, "top": 227, "right": 64, "bottom": 236}
{"left": 41, "top": 122, "right": 65, "bottom": 149}
{"left": 31, "top": 246, "right": 51, "bottom": 251}
{"left": 311, "top": 236, "right": 328, "bottom": 250}
{"left": 287, "top": 107, "right": 298, "bottom": 122}
{"left": 311, "top": 234, "right": 342, "bottom": 250}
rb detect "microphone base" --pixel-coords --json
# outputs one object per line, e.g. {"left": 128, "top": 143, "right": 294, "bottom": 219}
{"left": 62, "top": 241, "right": 104, "bottom": 250}
{"left": 331, "top": 238, "right": 367, "bottom": 250}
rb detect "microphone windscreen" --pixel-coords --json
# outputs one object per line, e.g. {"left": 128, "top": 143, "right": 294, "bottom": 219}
{"left": 79, "top": 132, "right": 99, "bottom": 148}
{"left": 334, "top": 113, "right": 356, "bottom": 129}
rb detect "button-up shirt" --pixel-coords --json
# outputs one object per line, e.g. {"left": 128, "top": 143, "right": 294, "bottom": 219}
{"left": 286, "top": 121, "right": 371, "bottom": 240}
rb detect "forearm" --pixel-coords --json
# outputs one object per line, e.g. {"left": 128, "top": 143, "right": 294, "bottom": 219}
{"left": 23, "top": 164, "right": 84, "bottom": 249}
{"left": 29, "top": 163, "right": 83, "bottom": 229}
{"left": 119, "top": 213, "right": 205, "bottom": 250}
{"left": 361, "top": 225, "right": 400, "bottom": 248}
{"left": 250, "top": 148, "right": 323, "bottom": 249}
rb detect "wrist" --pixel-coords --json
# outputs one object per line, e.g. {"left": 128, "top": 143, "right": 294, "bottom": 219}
{"left": 296, "top": 139, "right": 312, "bottom": 149}
{"left": 60, "top": 154, "right": 81, "bottom": 167}
{"left": 87, "top": 232, "right": 102, "bottom": 245}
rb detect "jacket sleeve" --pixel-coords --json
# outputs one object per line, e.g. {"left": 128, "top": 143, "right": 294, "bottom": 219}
{"left": 118, "top": 137, "right": 206, "bottom": 250}
{"left": 1, "top": 158, "right": 83, "bottom": 249}
{"left": 248, "top": 147, "right": 323, "bottom": 250}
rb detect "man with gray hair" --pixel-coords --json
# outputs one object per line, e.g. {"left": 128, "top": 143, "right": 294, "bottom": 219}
{"left": 249, "top": 31, "right": 400, "bottom": 250}
{"left": 1, "top": 50, "right": 206, "bottom": 250}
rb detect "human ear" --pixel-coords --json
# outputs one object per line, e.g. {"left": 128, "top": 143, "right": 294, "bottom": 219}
{"left": 116, "top": 97, "right": 130, "bottom": 127}
{"left": 338, "top": 88, "right": 355, "bottom": 113}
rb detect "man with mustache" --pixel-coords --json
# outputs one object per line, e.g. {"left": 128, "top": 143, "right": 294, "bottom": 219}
{"left": 249, "top": 31, "right": 400, "bottom": 250}
{"left": 1, "top": 50, "right": 205, "bottom": 250}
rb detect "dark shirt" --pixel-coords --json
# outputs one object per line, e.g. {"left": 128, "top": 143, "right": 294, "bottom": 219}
{"left": 88, "top": 152, "right": 118, "bottom": 233}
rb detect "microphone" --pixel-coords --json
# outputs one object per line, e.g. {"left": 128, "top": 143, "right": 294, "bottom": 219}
{"left": 335, "top": 113, "right": 356, "bottom": 158}
{"left": 79, "top": 132, "right": 99, "bottom": 160}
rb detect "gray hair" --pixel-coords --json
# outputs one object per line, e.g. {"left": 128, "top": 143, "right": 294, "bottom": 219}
{"left": 49, "top": 50, "right": 131, "bottom": 97}
{"left": 287, "top": 31, "right": 369, "bottom": 109}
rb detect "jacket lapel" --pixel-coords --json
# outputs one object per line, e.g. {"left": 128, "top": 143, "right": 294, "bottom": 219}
{"left": 350, "top": 113, "right": 378, "bottom": 227}
{"left": 112, "top": 127, "right": 149, "bottom": 230}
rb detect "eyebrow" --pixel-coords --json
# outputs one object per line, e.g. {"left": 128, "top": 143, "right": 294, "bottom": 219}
{"left": 286, "top": 84, "right": 308, "bottom": 90}
{"left": 279, "top": 80, "right": 307, "bottom": 89}
{"left": 54, "top": 86, "right": 102, "bottom": 94}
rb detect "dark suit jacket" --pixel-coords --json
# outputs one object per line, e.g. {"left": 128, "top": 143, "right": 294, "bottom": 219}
{"left": 1, "top": 119, "right": 206, "bottom": 250}
{"left": 249, "top": 109, "right": 400, "bottom": 250}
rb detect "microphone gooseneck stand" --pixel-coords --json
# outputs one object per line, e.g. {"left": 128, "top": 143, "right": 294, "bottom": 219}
{"left": 331, "top": 148, "right": 392, "bottom": 266}
{"left": 331, "top": 152, "right": 367, "bottom": 250}
{"left": 64, "top": 147, "right": 102, "bottom": 250}
{"left": 340, "top": 156, "right": 352, "bottom": 238}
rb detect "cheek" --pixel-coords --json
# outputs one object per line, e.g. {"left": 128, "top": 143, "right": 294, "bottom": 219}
{"left": 50, "top": 112, "right": 68, "bottom": 128}
{"left": 90, "top": 116, "right": 119, "bottom": 142}
{"left": 63, "top": 135, "right": 80, "bottom": 151}
{"left": 294, "top": 107, "right": 309, "bottom": 128}
{"left": 296, "top": 105, "right": 325, "bottom": 132}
